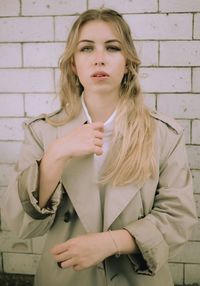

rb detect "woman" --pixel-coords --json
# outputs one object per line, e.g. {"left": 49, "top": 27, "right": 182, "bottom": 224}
{"left": 2, "top": 8, "right": 197, "bottom": 286}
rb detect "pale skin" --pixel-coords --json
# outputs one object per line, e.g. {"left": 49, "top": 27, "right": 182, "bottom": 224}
{"left": 39, "top": 20, "right": 138, "bottom": 271}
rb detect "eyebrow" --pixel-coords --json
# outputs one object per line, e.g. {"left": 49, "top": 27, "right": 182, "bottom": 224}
{"left": 78, "top": 39, "right": 121, "bottom": 44}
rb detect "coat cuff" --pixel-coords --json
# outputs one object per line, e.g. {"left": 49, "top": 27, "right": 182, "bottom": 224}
{"left": 18, "top": 161, "right": 62, "bottom": 220}
{"left": 124, "top": 217, "right": 169, "bottom": 275}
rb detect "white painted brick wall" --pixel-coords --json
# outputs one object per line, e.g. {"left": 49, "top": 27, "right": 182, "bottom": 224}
{"left": 23, "top": 43, "right": 65, "bottom": 67}
{"left": 0, "top": 94, "right": 24, "bottom": 116}
{"left": 185, "top": 264, "right": 200, "bottom": 284}
{"left": 3, "top": 253, "right": 40, "bottom": 274}
{"left": 160, "top": 41, "right": 200, "bottom": 66}
{"left": 0, "top": 1, "right": 199, "bottom": 284}
{"left": 0, "top": 17, "right": 54, "bottom": 42}
{"left": 140, "top": 69, "right": 191, "bottom": 93}
{"left": 0, "top": 0, "right": 20, "bottom": 16}
{"left": 88, "top": 0, "right": 158, "bottom": 13}
{"left": 22, "top": 0, "right": 87, "bottom": 15}
{"left": 169, "top": 263, "right": 183, "bottom": 285}
{"left": 0, "top": 44, "right": 22, "bottom": 67}
{"left": 192, "top": 170, "right": 200, "bottom": 194}
{"left": 0, "top": 142, "right": 22, "bottom": 164}
{"left": 192, "top": 120, "right": 200, "bottom": 144}
{"left": 25, "top": 94, "right": 60, "bottom": 116}
{"left": 0, "top": 118, "right": 25, "bottom": 140}
{"left": 159, "top": 0, "right": 200, "bottom": 12}
{"left": 194, "top": 14, "right": 200, "bottom": 39}
{"left": 124, "top": 14, "right": 192, "bottom": 40}
{"left": 0, "top": 69, "right": 54, "bottom": 93}
{"left": 55, "top": 16, "right": 77, "bottom": 41}
{"left": 157, "top": 94, "right": 200, "bottom": 119}
{"left": 193, "top": 68, "right": 200, "bottom": 92}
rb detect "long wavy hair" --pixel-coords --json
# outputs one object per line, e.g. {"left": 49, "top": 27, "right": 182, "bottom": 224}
{"left": 50, "top": 8, "right": 156, "bottom": 186}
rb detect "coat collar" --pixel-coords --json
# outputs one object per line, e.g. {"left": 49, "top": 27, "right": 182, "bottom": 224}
{"left": 58, "top": 108, "right": 140, "bottom": 233}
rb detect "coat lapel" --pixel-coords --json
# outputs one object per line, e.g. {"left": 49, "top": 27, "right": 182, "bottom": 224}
{"left": 58, "top": 109, "right": 102, "bottom": 233}
{"left": 103, "top": 183, "right": 140, "bottom": 231}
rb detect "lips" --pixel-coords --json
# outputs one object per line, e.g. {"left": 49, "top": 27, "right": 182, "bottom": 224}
{"left": 91, "top": 71, "right": 109, "bottom": 78}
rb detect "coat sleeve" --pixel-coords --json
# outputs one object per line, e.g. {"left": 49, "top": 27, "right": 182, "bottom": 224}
{"left": 1, "top": 120, "right": 63, "bottom": 239}
{"left": 124, "top": 125, "right": 197, "bottom": 276}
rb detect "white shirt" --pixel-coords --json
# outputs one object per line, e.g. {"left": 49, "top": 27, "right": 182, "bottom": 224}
{"left": 81, "top": 95, "right": 116, "bottom": 209}
{"left": 81, "top": 95, "right": 116, "bottom": 176}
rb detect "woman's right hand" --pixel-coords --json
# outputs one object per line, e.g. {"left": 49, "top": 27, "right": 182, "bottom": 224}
{"left": 51, "top": 121, "right": 104, "bottom": 162}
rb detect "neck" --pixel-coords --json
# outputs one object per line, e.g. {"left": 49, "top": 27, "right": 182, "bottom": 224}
{"left": 83, "top": 91, "right": 119, "bottom": 122}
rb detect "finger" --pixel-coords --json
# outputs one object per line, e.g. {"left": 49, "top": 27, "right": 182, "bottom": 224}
{"left": 54, "top": 252, "right": 72, "bottom": 263}
{"left": 61, "top": 258, "right": 76, "bottom": 269}
{"left": 94, "top": 130, "right": 104, "bottom": 139}
{"left": 94, "top": 138, "right": 103, "bottom": 147}
{"left": 94, "top": 146, "right": 103, "bottom": 156}
{"left": 50, "top": 243, "right": 69, "bottom": 255}
{"left": 92, "top": 122, "right": 104, "bottom": 131}
{"left": 73, "top": 264, "right": 83, "bottom": 272}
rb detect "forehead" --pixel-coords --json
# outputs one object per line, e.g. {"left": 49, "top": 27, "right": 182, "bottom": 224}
{"left": 78, "top": 20, "right": 119, "bottom": 41}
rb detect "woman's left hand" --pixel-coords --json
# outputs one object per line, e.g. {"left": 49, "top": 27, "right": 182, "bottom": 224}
{"left": 50, "top": 232, "right": 115, "bottom": 271}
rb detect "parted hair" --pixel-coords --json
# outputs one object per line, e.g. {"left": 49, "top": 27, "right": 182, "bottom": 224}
{"left": 51, "top": 8, "right": 156, "bottom": 186}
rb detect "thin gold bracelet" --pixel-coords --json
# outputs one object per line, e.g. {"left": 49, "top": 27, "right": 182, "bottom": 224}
{"left": 108, "top": 230, "right": 120, "bottom": 258}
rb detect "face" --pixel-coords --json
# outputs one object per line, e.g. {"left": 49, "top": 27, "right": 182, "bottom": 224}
{"left": 73, "top": 20, "right": 127, "bottom": 95}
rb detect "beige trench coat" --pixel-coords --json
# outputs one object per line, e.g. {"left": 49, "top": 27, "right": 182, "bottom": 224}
{"left": 2, "top": 108, "right": 197, "bottom": 286}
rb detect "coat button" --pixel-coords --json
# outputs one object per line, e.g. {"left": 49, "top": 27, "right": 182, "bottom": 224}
{"left": 64, "top": 211, "right": 72, "bottom": 223}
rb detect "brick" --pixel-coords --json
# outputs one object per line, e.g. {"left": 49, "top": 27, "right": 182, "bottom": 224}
{"left": 157, "top": 94, "right": 200, "bottom": 119}
{"left": 0, "top": 164, "right": 14, "bottom": 186}
{"left": 169, "top": 241, "right": 200, "bottom": 263}
{"left": 160, "top": 0, "right": 200, "bottom": 12}
{"left": 0, "top": 0, "right": 20, "bottom": 16}
{"left": 177, "top": 120, "right": 190, "bottom": 144}
{"left": 140, "top": 69, "right": 191, "bottom": 93}
{"left": 0, "top": 118, "right": 24, "bottom": 140}
{"left": 25, "top": 94, "right": 60, "bottom": 116}
{"left": 3, "top": 253, "right": 40, "bottom": 274}
{"left": 193, "top": 68, "right": 200, "bottom": 92}
{"left": 185, "top": 264, "right": 200, "bottom": 284}
{"left": 22, "top": 0, "right": 87, "bottom": 15}
{"left": 192, "top": 120, "right": 200, "bottom": 144}
{"left": 143, "top": 93, "right": 156, "bottom": 109}
{"left": 194, "top": 14, "right": 200, "bottom": 39}
{"left": 0, "top": 187, "right": 6, "bottom": 204}
{"left": 55, "top": 16, "right": 77, "bottom": 41}
{"left": 23, "top": 43, "right": 65, "bottom": 67}
{"left": 0, "top": 17, "right": 53, "bottom": 42}
{"left": 135, "top": 41, "right": 158, "bottom": 66}
{"left": 0, "top": 44, "right": 21, "bottom": 67}
{"left": 0, "top": 207, "right": 10, "bottom": 231}
{"left": 191, "top": 219, "right": 200, "bottom": 240}
{"left": 194, "top": 194, "right": 200, "bottom": 218}
{"left": 160, "top": 41, "right": 200, "bottom": 66}
{"left": 124, "top": 14, "right": 192, "bottom": 40}
{"left": 187, "top": 146, "right": 200, "bottom": 169}
{"left": 192, "top": 170, "right": 200, "bottom": 194}
{"left": 0, "top": 94, "right": 24, "bottom": 117}
{"left": 0, "top": 142, "right": 21, "bottom": 164}
{"left": 0, "top": 231, "right": 32, "bottom": 253}
{"left": 88, "top": 0, "right": 158, "bottom": 13}
{"left": 0, "top": 69, "right": 54, "bottom": 93}
{"left": 169, "top": 263, "right": 183, "bottom": 285}
{"left": 32, "top": 235, "right": 47, "bottom": 254}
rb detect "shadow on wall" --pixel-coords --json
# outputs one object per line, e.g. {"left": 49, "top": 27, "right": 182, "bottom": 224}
{"left": 0, "top": 274, "right": 199, "bottom": 286}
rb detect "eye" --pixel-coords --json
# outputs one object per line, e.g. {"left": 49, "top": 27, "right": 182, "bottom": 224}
{"left": 80, "top": 46, "right": 93, "bottom": 52}
{"left": 106, "top": 45, "right": 121, "bottom": 52}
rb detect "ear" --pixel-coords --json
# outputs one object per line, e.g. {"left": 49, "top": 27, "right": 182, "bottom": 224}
{"left": 124, "top": 63, "right": 128, "bottom": 74}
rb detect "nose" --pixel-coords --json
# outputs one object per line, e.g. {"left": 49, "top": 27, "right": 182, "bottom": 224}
{"left": 94, "top": 49, "right": 106, "bottom": 66}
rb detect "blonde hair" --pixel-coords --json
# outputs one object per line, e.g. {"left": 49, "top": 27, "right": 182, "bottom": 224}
{"left": 51, "top": 8, "right": 156, "bottom": 186}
